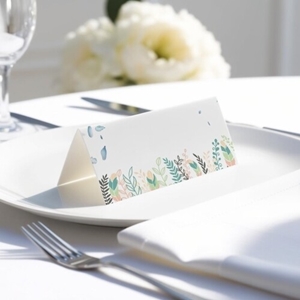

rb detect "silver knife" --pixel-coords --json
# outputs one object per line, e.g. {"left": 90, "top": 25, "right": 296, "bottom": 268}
{"left": 81, "top": 97, "right": 151, "bottom": 114}
{"left": 82, "top": 97, "right": 300, "bottom": 137}
{"left": 11, "top": 112, "right": 59, "bottom": 128}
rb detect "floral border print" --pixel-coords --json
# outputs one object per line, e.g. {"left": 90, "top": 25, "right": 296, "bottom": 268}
{"left": 99, "top": 135, "right": 236, "bottom": 204}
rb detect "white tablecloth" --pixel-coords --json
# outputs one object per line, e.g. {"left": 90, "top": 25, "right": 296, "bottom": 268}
{"left": 11, "top": 76, "right": 300, "bottom": 133}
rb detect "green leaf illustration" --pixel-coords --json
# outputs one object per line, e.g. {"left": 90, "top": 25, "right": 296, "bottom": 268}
{"left": 158, "top": 180, "right": 165, "bottom": 186}
{"left": 128, "top": 166, "right": 133, "bottom": 178}
{"left": 146, "top": 174, "right": 159, "bottom": 190}
{"left": 189, "top": 161, "right": 198, "bottom": 169}
{"left": 156, "top": 157, "right": 161, "bottom": 166}
{"left": 221, "top": 142, "right": 235, "bottom": 166}
{"left": 152, "top": 168, "right": 160, "bottom": 175}
{"left": 123, "top": 167, "right": 142, "bottom": 196}
{"left": 163, "top": 158, "right": 182, "bottom": 183}
{"left": 212, "top": 139, "right": 223, "bottom": 171}
{"left": 152, "top": 157, "right": 168, "bottom": 186}
{"left": 221, "top": 135, "right": 235, "bottom": 151}
{"left": 132, "top": 176, "right": 137, "bottom": 188}
{"left": 221, "top": 145, "right": 234, "bottom": 161}
{"left": 109, "top": 177, "right": 118, "bottom": 190}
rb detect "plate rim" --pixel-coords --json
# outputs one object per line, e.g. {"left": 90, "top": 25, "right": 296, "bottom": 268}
{"left": 0, "top": 123, "right": 299, "bottom": 227}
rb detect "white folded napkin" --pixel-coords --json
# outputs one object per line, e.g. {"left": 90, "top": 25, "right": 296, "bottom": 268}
{"left": 118, "top": 169, "right": 300, "bottom": 299}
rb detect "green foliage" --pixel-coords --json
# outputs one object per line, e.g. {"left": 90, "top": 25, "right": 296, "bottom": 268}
{"left": 106, "top": 0, "right": 141, "bottom": 22}
{"left": 109, "top": 177, "right": 119, "bottom": 197}
{"left": 109, "top": 177, "right": 118, "bottom": 190}
{"left": 189, "top": 161, "right": 198, "bottom": 169}
{"left": 146, "top": 174, "right": 159, "bottom": 190}
{"left": 221, "top": 144, "right": 234, "bottom": 161}
{"left": 189, "top": 160, "right": 201, "bottom": 175}
{"left": 152, "top": 157, "right": 168, "bottom": 186}
{"left": 212, "top": 139, "right": 223, "bottom": 170}
{"left": 163, "top": 158, "right": 182, "bottom": 183}
{"left": 221, "top": 135, "right": 235, "bottom": 151}
{"left": 123, "top": 167, "right": 142, "bottom": 196}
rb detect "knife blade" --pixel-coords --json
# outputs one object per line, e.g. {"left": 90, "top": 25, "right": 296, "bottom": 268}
{"left": 81, "top": 97, "right": 151, "bottom": 115}
{"left": 11, "top": 112, "right": 59, "bottom": 129}
{"left": 81, "top": 97, "right": 300, "bottom": 137}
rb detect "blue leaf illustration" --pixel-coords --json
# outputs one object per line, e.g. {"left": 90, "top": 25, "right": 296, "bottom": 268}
{"left": 109, "top": 178, "right": 118, "bottom": 190}
{"left": 95, "top": 125, "right": 105, "bottom": 132}
{"left": 123, "top": 167, "right": 141, "bottom": 196}
{"left": 90, "top": 157, "right": 97, "bottom": 164}
{"left": 87, "top": 126, "right": 93, "bottom": 137}
{"left": 128, "top": 166, "right": 133, "bottom": 178}
{"left": 101, "top": 146, "right": 107, "bottom": 160}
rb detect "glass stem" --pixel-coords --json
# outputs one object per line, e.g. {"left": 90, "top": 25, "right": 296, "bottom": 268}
{"left": 0, "top": 64, "right": 13, "bottom": 127}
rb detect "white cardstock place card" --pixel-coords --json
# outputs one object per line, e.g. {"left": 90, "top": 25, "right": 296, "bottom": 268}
{"left": 58, "top": 98, "right": 237, "bottom": 206}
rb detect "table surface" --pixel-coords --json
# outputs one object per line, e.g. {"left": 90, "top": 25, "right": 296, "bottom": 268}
{"left": 1, "top": 76, "right": 299, "bottom": 300}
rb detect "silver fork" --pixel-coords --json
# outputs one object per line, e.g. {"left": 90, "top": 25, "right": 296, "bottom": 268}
{"left": 22, "top": 222, "right": 206, "bottom": 300}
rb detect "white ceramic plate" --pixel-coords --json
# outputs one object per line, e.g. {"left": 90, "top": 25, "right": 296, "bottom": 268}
{"left": 0, "top": 124, "right": 300, "bottom": 227}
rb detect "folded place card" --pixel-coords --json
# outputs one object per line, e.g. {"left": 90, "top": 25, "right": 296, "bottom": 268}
{"left": 58, "top": 98, "right": 237, "bottom": 206}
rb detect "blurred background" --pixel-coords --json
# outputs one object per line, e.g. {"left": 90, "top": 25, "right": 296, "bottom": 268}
{"left": 10, "top": 0, "right": 300, "bottom": 102}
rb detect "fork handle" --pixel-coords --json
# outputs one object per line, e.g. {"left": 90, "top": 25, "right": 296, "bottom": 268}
{"left": 103, "top": 261, "right": 206, "bottom": 300}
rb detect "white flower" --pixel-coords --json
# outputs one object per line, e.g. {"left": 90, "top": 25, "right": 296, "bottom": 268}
{"left": 60, "top": 2, "right": 230, "bottom": 92}
{"left": 115, "top": 1, "right": 230, "bottom": 84}
{"left": 60, "top": 17, "right": 124, "bottom": 93}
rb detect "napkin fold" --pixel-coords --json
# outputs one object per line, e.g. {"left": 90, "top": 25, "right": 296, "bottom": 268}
{"left": 118, "top": 169, "right": 300, "bottom": 299}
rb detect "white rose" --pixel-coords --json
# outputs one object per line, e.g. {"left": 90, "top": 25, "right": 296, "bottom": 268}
{"left": 115, "top": 1, "right": 230, "bottom": 84}
{"left": 60, "top": 17, "right": 124, "bottom": 93}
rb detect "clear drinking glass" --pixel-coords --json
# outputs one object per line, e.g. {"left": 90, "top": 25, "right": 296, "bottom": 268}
{"left": 0, "top": 0, "right": 36, "bottom": 140}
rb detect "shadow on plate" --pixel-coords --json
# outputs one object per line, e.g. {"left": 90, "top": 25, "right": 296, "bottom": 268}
{"left": 21, "top": 188, "right": 98, "bottom": 209}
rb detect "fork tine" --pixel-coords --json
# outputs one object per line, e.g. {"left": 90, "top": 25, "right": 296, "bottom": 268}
{"left": 33, "top": 222, "right": 80, "bottom": 258}
{"left": 22, "top": 223, "right": 203, "bottom": 299}
{"left": 21, "top": 225, "right": 59, "bottom": 260}
{"left": 31, "top": 224, "right": 70, "bottom": 259}
{"left": 23, "top": 222, "right": 73, "bottom": 260}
